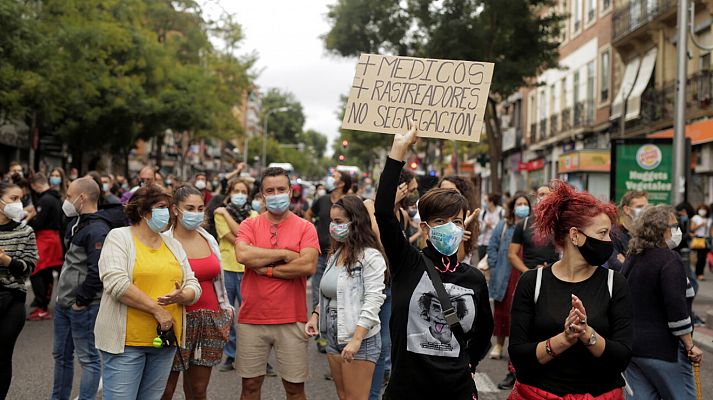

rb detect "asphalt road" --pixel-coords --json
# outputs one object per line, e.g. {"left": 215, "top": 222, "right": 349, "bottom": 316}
{"left": 7, "top": 278, "right": 713, "bottom": 399}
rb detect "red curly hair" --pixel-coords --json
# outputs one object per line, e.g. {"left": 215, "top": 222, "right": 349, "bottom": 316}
{"left": 533, "top": 180, "right": 617, "bottom": 248}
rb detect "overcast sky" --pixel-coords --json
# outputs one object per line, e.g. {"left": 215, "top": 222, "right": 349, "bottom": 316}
{"left": 220, "top": 0, "right": 356, "bottom": 154}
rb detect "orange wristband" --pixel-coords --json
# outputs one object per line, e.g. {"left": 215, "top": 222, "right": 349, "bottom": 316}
{"left": 267, "top": 266, "right": 273, "bottom": 278}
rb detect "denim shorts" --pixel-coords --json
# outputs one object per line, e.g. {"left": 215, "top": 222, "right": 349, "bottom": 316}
{"left": 325, "top": 308, "right": 381, "bottom": 363}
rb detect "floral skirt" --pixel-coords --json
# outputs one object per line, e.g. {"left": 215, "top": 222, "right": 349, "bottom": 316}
{"left": 172, "top": 308, "right": 233, "bottom": 371}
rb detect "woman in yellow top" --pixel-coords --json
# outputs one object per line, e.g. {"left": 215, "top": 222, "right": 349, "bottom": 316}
{"left": 95, "top": 184, "right": 201, "bottom": 400}
{"left": 212, "top": 178, "right": 257, "bottom": 371}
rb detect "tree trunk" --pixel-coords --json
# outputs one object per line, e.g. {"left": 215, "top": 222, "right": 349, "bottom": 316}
{"left": 485, "top": 97, "right": 503, "bottom": 194}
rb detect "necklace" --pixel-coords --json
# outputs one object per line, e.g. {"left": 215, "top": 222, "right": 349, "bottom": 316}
{"left": 434, "top": 256, "right": 458, "bottom": 273}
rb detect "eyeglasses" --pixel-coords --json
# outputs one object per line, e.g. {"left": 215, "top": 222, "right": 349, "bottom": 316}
{"left": 270, "top": 224, "right": 278, "bottom": 248}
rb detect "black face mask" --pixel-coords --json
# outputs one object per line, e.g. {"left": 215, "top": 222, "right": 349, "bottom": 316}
{"left": 576, "top": 231, "right": 613, "bottom": 267}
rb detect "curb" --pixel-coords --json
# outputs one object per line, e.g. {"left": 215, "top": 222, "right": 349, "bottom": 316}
{"left": 693, "top": 326, "right": 713, "bottom": 354}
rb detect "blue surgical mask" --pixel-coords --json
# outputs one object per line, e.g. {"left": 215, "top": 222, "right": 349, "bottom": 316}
{"left": 325, "top": 176, "right": 336, "bottom": 192}
{"left": 251, "top": 199, "right": 262, "bottom": 211}
{"left": 329, "top": 222, "right": 351, "bottom": 242}
{"left": 265, "top": 193, "right": 290, "bottom": 214}
{"left": 49, "top": 176, "right": 62, "bottom": 186}
{"left": 231, "top": 194, "right": 247, "bottom": 207}
{"left": 179, "top": 210, "right": 204, "bottom": 230}
{"left": 514, "top": 205, "right": 530, "bottom": 218}
{"left": 102, "top": 183, "right": 111, "bottom": 193}
{"left": 427, "top": 222, "right": 464, "bottom": 256}
{"left": 145, "top": 208, "right": 170, "bottom": 232}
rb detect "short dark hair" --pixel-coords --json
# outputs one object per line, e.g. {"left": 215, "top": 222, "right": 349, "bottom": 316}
{"left": 0, "top": 181, "right": 20, "bottom": 198}
{"left": 418, "top": 188, "right": 469, "bottom": 223}
{"left": 340, "top": 172, "right": 353, "bottom": 195}
{"left": 399, "top": 169, "right": 415, "bottom": 186}
{"left": 29, "top": 173, "right": 48, "bottom": 186}
{"left": 125, "top": 184, "right": 171, "bottom": 225}
{"left": 487, "top": 192, "right": 502, "bottom": 207}
{"left": 172, "top": 185, "right": 202, "bottom": 206}
{"left": 619, "top": 190, "right": 648, "bottom": 208}
{"left": 260, "top": 167, "right": 290, "bottom": 187}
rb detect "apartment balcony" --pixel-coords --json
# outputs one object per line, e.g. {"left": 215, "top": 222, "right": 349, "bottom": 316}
{"left": 573, "top": 100, "right": 595, "bottom": 129}
{"left": 550, "top": 114, "right": 559, "bottom": 137}
{"left": 561, "top": 108, "right": 572, "bottom": 132}
{"left": 612, "top": 0, "right": 677, "bottom": 43}
{"left": 627, "top": 71, "right": 713, "bottom": 135}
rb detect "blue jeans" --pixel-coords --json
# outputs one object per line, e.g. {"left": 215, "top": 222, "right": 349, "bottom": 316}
{"left": 369, "top": 287, "right": 392, "bottom": 400}
{"left": 624, "top": 344, "right": 697, "bottom": 400}
{"left": 101, "top": 346, "right": 176, "bottom": 400}
{"left": 223, "top": 271, "right": 243, "bottom": 359}
{"left": 311, "top": 255, "right": 328, "bottom": 310}
{"left": 51, "top": 304, "right": 101, "bottom": 400}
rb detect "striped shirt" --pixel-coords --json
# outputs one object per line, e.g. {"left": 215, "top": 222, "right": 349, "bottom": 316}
{"left": 0, "top": 221, "right": 38, "bottom": 294}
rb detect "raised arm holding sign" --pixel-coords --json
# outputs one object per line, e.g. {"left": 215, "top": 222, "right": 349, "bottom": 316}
{"left": 342, "top": 53, "right": 494, "bottom": 143}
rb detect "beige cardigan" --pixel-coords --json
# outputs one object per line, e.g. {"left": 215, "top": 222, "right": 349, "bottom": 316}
{"left": 95, "top": 226, "right": 202, "bottom": 354}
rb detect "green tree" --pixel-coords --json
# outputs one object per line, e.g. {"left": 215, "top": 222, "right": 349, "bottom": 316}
{"left": 300, "top": 129, "right": 328, "bottom": 158}
{"left": 324, "top": 0, "right": 563, "bottom": 192}
{"left": 260, "top": 88, "right": 306, "bottom": 143}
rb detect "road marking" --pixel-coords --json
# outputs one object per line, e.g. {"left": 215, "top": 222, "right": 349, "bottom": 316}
{"left": 474, "top": 372, "right": 499, "bottom": 393}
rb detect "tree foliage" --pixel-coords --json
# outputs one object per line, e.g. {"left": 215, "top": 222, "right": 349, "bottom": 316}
{"left": 1, "top": 0, "right": 254, "bottom": 162}
{"left": 260, "top": 88, "right": 306, "bottom": 143}
{"left": 324, "top": 0, "right": 564, "bottom": 191}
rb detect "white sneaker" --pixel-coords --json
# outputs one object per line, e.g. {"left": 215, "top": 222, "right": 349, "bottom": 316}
{"left": 489, "top": 343, "right": 503, "bottom": 359}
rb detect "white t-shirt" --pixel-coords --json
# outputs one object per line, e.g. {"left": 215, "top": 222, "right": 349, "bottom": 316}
{"left": 691, "top": 214, "right": 709, "bottom": 237}
{"left": 477, "top": 206, "right": 504, "bottom": 246}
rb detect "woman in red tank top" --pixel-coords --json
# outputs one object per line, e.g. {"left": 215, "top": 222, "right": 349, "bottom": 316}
{"left": 161, "top": 186, "right": 233, "bottom": 400}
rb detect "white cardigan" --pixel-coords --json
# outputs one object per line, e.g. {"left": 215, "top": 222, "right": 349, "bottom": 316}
{"left": 163, "top": 226, "right": 233, "bottom": 313}
{"left": 95, "top": 226, "right": 202, "bottom": 354}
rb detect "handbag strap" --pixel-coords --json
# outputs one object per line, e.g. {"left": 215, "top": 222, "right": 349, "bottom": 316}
{"left": 421, "top": 254, "right": 466, "bottom": 342}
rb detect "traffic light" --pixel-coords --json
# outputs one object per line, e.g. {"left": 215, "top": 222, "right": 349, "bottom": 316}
{"left": 338, "top": 154, "right": 345, "bottom": 161}
{"left": 342, "top": 139, "right": 349, "bottom": 149}
{"left": 409, "top": 162, "right": 418, "bottom": 170}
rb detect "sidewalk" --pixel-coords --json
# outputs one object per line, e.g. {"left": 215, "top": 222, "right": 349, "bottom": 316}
{"left": 692, "top": 275, "right": 713, "bottom": 353}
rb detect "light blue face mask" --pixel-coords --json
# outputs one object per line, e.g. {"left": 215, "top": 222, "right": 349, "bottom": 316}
{"left": 427, "top": 221, "right": 464, "bottom": 256}
{"left": 251, "top": 199, "right": 262, "bottom": 211}
{"left": 325, "top": 176, "right": 336, "bottom": 192}
{"left": 49, "top": 176, "right": 62, "bottom": 186}
{"left": 231, "top": 193, "right": 247, "bottom": 207}
{"left": 514, "top": 205, "right": 530, "bottom": 218}
{"left": 265, "top": 193, "right": 290, "bottom": 214}
{"left": 179, "top": 210, "right": 204, "bottom": 231}
{"left": 145, "top": 208, "right": 170, "bottom": 233}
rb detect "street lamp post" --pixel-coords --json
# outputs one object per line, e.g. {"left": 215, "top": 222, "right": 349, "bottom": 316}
{"left": 261, "top": 106, "right": 290, "bottom": 175}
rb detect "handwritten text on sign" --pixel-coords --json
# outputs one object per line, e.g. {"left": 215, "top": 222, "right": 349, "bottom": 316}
{"left": 342, "top": 54, "right": 494, "bottom": 142}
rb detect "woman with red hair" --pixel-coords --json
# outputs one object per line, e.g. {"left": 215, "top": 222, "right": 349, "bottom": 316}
{"left": 508, "top": 181, "right": 633, "bottom": 400}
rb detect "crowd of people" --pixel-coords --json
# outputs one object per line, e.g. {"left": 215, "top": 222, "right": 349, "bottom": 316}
{"left": 0, "top": 123, "right": 707, "bottom": 400}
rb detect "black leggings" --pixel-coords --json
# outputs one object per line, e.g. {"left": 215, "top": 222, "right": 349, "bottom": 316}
{"left": 0, "top": 298, "right": 26, "bottom": 400}
{"left": 695, "top": 249, "right": 708, "bottom": 276}
{"left": 29, "top": 268, "right": 56, "bottom": 310}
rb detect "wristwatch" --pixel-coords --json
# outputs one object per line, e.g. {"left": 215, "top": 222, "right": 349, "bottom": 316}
{"left": 585, "top": 330, "right": 597, "bottom": 347}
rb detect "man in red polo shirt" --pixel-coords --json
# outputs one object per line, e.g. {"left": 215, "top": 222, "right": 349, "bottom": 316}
{"left": 235, "top": 167, "right": 319, "bottom": 400}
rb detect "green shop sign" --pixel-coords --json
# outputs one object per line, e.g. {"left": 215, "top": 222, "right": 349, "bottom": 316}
{"left": 610, "top": 139, "right": 687, "bottom": 204}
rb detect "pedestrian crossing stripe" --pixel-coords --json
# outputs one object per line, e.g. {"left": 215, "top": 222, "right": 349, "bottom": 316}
{"left": 473, "top": 372, "right": 499, "bottom": 393}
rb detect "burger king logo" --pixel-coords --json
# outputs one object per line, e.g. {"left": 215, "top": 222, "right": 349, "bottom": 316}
{"left": 636, "top": 144, "right": 662, "bottom": 170}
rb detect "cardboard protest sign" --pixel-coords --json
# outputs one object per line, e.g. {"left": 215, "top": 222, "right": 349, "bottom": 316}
{"left": 341, "top": 53, "right": 494, "bottom": 142}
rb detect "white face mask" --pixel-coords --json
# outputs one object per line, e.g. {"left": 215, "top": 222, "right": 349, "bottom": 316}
{"left": 62, "top": 198, "right": 80, "bottom": 218}
{"left": 666, "top": 227, "right": 683, "bottom": 249}
{"left": 1, "top": 201, "right": 25, "bottom": 222}
{"left": 631, "top": 208, "right": 643, "bottom": 220}
{"left": 699, "top": 209, "right": 708, "bottom": 217}
{"left": 195, "top": 180, "right": 207, "bottom": 190}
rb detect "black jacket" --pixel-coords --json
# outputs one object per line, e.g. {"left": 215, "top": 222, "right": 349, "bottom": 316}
{"left": 28, "top": 189, "right": 62, "bottom": 231}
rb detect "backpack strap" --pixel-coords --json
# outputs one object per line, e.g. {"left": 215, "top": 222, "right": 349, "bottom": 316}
{"left": 607, "top": 268, "right": 614, "bottom": 298}
{"left": 534, "top": 266, "right": 543, "bottom": 303}
{"left": 523, "top": 217, "right": 529, "bottom": 232}
{"left": 421, "top": 254, "right": 465, "bottom": 342}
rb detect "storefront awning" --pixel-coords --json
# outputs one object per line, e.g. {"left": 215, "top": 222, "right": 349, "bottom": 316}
{"left": 610, "top": 57, "right": 641, "bottom": 120}
{"left": 648, "top": 118, "right": 713, "bottom": 145}
{"left": 625, "top": 47, "right": 657, "bottom": 121}
{"left": 558, "top": 150, "right": 611, "bottom": 174}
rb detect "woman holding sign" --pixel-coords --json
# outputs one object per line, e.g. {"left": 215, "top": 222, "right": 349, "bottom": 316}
{"left": 374, "top": 123, "right": 493, "bottom": 400}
